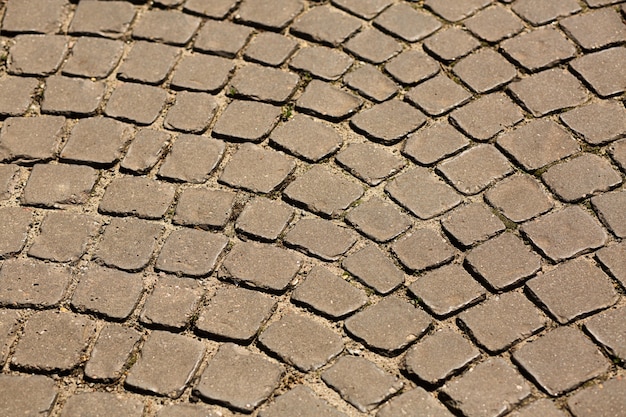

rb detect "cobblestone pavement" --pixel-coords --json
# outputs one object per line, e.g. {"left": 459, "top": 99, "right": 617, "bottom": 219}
{"left": 0, "top": 0, "right": 625, "bottom": 416}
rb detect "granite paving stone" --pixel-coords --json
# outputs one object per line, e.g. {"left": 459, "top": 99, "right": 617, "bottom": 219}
{"left": 458, "top": 292, "right": 547, "bottom": 353}
{"left": 0, "top": 309, "right": 19, "bottom": 365}
{"left": 568, "top": 377, "right": 626, "bottom": 417}
{"left": 155, "top": 228, "right": 229, "bottom": 277}
{"left": 484, "top": 174, "right": 553, "bottom": 223}
{"left": 404, "top": 328, "right": 480, "bottom": 386}
{"left": 118, "top": 41, "right": 181, "bottom": 85}
{"left": 332, "top": 0, "right": 394, "bottom": 20}
{"left": 424, "top": 0, "right": 490, "bottom": 22}
{"left": 62, "top": 37, "right": 124, "bottom": 79}
{"left": 194, "top": 20, "right": 253, "bottom": 58}
{"left": 235, "top": 0, "right": 304, "bottom": 30}
{"left": 345, "top": 296, "right": 431, "bottom": 354}
{"left": 405, "top": 74, "right": 472, "bottom": 116}
{"left": 596, "top": 241, "right": 626, "bottom": 289}
{"left": 289, "top": 46, "right": 354, "bottom": 81}
{"left": 586, "top": 0, "right": 625, "bottom": 5}
{"left": 569, "top": 47, "right": 626, "bottom": 97}
{"left": 132, "top": 9, "right": 200, "bottom": 46}
{"left": 139, "top": 276, "right": 204, "bottom": 330}
{"left": 22, "top": 163, "right": 98, "bottom": 207}
{"left": 269, "top": 114, "right": 343, "bottom": 162}
{"left": 0, "top": 258, "right": 72, "bottom": 308}
{"left": 100, "top": 176, "right": 176, "bottom": 219}
{"left": 94, "top": 217, "right": 163, "bottom": 271}
{"left": 105, "top": 82, "right": 168, "bottom": 126}
{"left": 84, "top": 323, "right": 142, "bottom": 381}
{"left": 465, "top": 232, "right": 542, "bottom": 291}
{"left": 297, "top": 80, "right": 363, "bottom": 121}
{"left": 125, "top": 330, "right": 205, "bottom": 398}
{"left": 0, "top": 375, "right": 57, "bottom": 417}
{"left": 259, "top": 385, "right": 347, "bottom": 417}
{"left": 0, "top": 76, "right": 39, "bottom": 117}
{"left": 392, "top": 227, "right": 456, "bottom": 272}
{"left": 184, "top": 0, "right": 239, "bottom": 19}
{"left": 164, "top": 91, "right": 218, "bottom": 133}
{"left": 28, "top": 211, "right": 100, "bottom": 263}
{"left": 501, "top": 27, "right": 577, "bottom": 72}
{"left": 69, "top": 0, "right": 136, "bottom": 39}
{"left": 511, "top": 0, "right": 581, "bottom": 25}
{"left": 441, "top": 202, "right": 505, "bottom": 248}
{"left": 158, "top": 134, "right": 225, "bottom": 183}
{"left": 611, "top": 138, "right": 626, "bottom": 170}
{"left": 196, "top": 285, "right": 276, "bottom": 342}
{"left": 464, "top": 4, "right": 524, "bottom": 43}
{"left": 230, "top": 64, "right": 299, "bottom": 104}
{"left": 496, "top": 119, "right": 580, "bottom": 171}
{"left": 584, "top": 306, "right": 626, "bottom": 363}
{"left": 336, "top": 142, "right": 405, "bottom": 186}
{"left": 343, "top": 64, "right": 399, "bottom": 103}
{"left": 290, "top": 5, "right": 362, "bottom": 46}
{"left": 7, "top": 34, "right": 68, "bottom": 76}
{"left": 441, "top": 358, "right": 531, "bottom": 417}
{"left": 0, "top": 165, "right": 19, "bottom": 201}
{"left": 220, "top": 241, "right": 301, "bottom": 291}
{"left": 156, "top": 404, "right": 232, "bottom": 417}
{"left": 512, "top": 326, "right": 610, "bottom": 396}
{"left": 508, "top": 399, "right": 568, "bottom": 417}
{"left": 170, "top": 53, "right": 234, "bottom": 93}
{"left": 219, "top": 143, "right": 295, "bottom": 193}
{"left": 344, "top": 28, "right": 402, "bottom": 65}
{"left": 284, "top": 165, "right": 364, "bottom": 218}
{"left": 60, "top": 392, "right": 144, "bottom": 417}
{"left": 284, "top": 217, "right": 357, "bottom": 261}
{"left": 121, "top": 129, "right": 170, "bottom": 174}
{"left": 291, "top": 265, "right": 367, "bottom": 318}
{"left": 322, "top": 356, "right": 403, "bottom": 412}
{"left": 526, "top": 258, "right": 618, "bottom": 324}
{"left": 560, "top": 8, "right": 626, "bottom": 51}
{"left": 350, "top": 100, "right": 426, "bottom": 143}
{"left": 374, "top": 3, "right": 441, "bottom": 42}
{"left": 342, "top": 243, "right": 405, "bottom": 295}
{"left": 0, "top": 115, "right": 65, "bottom": 163}
{"left": 409, "top": 263, "right": 486, "bottom": 318}
{"left": 521, "top": 206, "right": 607, "bottom": 262}
{"left": 453, "top": 48, "right": 517, "bottom": 94}
{"left": 12, "top": 310, "right": 96, "bottom": 373}
{"left": 403, "top": 120, "right": 470, "bottom": 166}
{"left": 384, "top": 49, "right": 440, "bottom": 86}
{"left": 423, "top": 27, "right": 480, "bottom": 63}
{"left": 377, "top": 387, "right": 455, "bottom": 417}
{"left": 174, "top": 188, "right": 236, "bottom": 230}
{"left": 235, "top": 197, "right": 294, "bottom": 241}
{"left": 243, "top": 32, "right": 299, "bottom": 67}
{"left": 345, "top": 196, "right": 412, "bottom": 243}
{"left": 212, "top": 100, "right": 281, "bottom": 142}
{"left": 195, "top": 343, "right": 283, "bottom": 412}
{"left": 560, "top": 100, "right": 626, "bottom": 145}
{"left": 1, "top": 0, "right": 66, "bottom": 34}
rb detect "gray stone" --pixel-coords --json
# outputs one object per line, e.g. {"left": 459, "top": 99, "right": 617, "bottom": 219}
{"left": 384, "top": 49, "right": 440, "bottom": 85}
{"left": 213, "top": 100, "right": 281, "bottom": 142}
{"left": 405, "top": 73, "right": 472, "bottom": 116}
{"left": 441, "top": 202, "right": 505, "bottom": 248}
{"left": 29, "top": 211, "right": 99, "bottom": 262}
{"left": 41, "top": 75, "right": 105, "bottom": 116}
{"left": 269, "top": 114, "right": 343, "bottom": 162}
{"left": 0, "top": 115, "right": 65, "bottom": 163}
{"left": 0, "top": 375, "right": 57, "bottom": 417}
{"left": 105, "top": 82, "right": 168, "bottom": 125}
{"left": 174, "top": 188, "right": 236, "bottom": 230}
{"left": 584, "top": 306, "right": 626, "bottom": 364}
{"left": 392, "top": 227, "right": 456, "bottom": 272}
{"left": 121, "top": 129, "right": 170, "bottom": 174}
{"left": 0, "top": 165, "right": 19, "bottom": 201}
{"left": 345, "top": 196, "right": 412, "bottom": 243}
{"left": 560, "top": 100, "right": 626, "bottom": 145}
{"left": 2, "top": 0, "right": 66, "bottom": 34}
{"left": 289, "top": 46, "right": 354, "bottom": 81}
{"left": 374, "top": 3, "right": 441, "bottom": 42}
{"left": 99, "top": 176, "right": 176, "bottom": 219}
{"left": 343, "top": 64, "right": 399, "bottom": 103}
{"left": 0, "top": 206, "right": 32, "bottom": 258}
{"left": 69, "top": 0, "right": 135, "bottom": 38}
{"left": 62, "top": 37, "right": 124, "bottom": 79}
{"left": 235, "top": 197, "right": 294, "bottom": 241}
{"left": 118, "top": 41, "right": 180, "bottom": 85}
{"left": 342, "top": 244, "right": 404, "bottom": 295}
{"left": 164, "top": 91, "right": 218, "bottom": 133}
{"left": 132, "top": 9, "right": 200, "bottom": 46}
{"left": 568, "top": 377, "right": 626, "bottom": 417}
{"left": 596, "top": 241, "right": 626, "bottom": 289}
{"left": 403, "top": 120, "right": 470, "bottom": 166}
{"left": 350, "top": 100, "right": 426, "bottom": 144}
{"left": 484, "top": 174, "right": 553, "bottom": 223}
{"left": 291, "top": 5, "right": 361, "bottom": 46}
{"left": 501, "top": 27, "right": 577, "bottom": 71}
{"left": 230, "top": 64, "right": 299, "bottom": 104}
{"left": 243, "top": 32, "right": 298, "bottom": 67}
{"left": 569, "top": 47, "right": 626, "bottom": 98}
{"left": 139, "top": 276, "right": 204, "bottom": 330}
{"left": 61, "top": 117, "right": 134, "bottom": 166}
{"left": 158, "top": 134, "right": 225, "bottom": 184}
{"left": 235, "top": 0, "right": 303, "bottom": 30}
{"left": 508, "top": 399, "right": 568, "bottom": 417}
{"left": 60, "top": 392, "right": 144, "bottom": 417}
{"left": 84, "top": 323, "right": 142, "bottom": 381}
{"left": 194, "top": 20, "right": 252, "bottom": 58}
{"left": 343, "top": 28, "right": 401, "bottom": 64}
{"left": 336, "top": 142, "right": 405, "bottom": 186}
{"left": 377, "top": 387, "right": 455, "bottom": 417}
{"left": 297, "top": 80, "right": 362, "bottom": 121}
{"left": 8, "top": 34, "right": 68, "bottom": 76}
{"left": 259, "top": 385, "right": 347, "bottom": 417}
{"left": 284, "top": 217, "right": 357, "bottom": 261}
{"left": 0, "top": 259, "right": 72, "bottom": 308}
{"left": 0, "top": 76, "right": 38, "bottom": 117}
{"left": 170, "top": 53, "right": 234, "bottom": 93}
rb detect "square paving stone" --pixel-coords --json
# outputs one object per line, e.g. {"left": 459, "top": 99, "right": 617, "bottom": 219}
{"left": 235, "top": 0, "right": 303, "bottom": 30}
{"left": 60, "top": 392, "right": 144, "bottom": 417}
{"left": 596, "top": 241, "right": 626, "bottom": 289}
{"left": 71, "top": 266, "right": 143, "bottom": 320}
{"left": 156, "top": 404, "right": 232, "bottom": 417}
{"left": 220, "top": 241, "right": 301, "bottom": 292}
{"left": 184, "top": 0, "right": 238, "bottom": 18}
{"left": 99, "top": 176, "right": 176, "bottom": 220}
{"left": 441, "top": 202, "right": 506, "bottom": 248}
{"left": 284, "top": 165, "right": 363, "bottom": 218}
{"left": 560, "top": 8, "right": 626, "bottom": 51}
{"left": 408, "top": 263, "right": 486, "bottom": 318}
{"left": 0, "top": 258, "right": 71, "bottom": 308}
{"left": 0, "top": 375, "right": 57, "bottom": 417}
{"left": 568, "top": 377, "right": 626, "bottom": 417}
{"left": 213, "top": 100, "right": 281, "bottom": 142}
{"left": 94, "top": 217, "right": 163, "bottom": 272}
{"left": 569, "top": 47, "right": 626, "bottom": 97}
{"left": 243, "top": 32, "right": 298, "bottom": 67}
{"left": 229, "top": 64, "right": 299, "bottom": 104}
{"left": 22, "top": 163, "right": 98, "bottom": 208}
{"left": 0, "top": 76, "right": 39, "bottom": 117}
{"left": 1, "top": 0, "right": 66, "bottom": 34}
{"left": 501, "top": 27, "right": 577, "bottom": 72}
{"left": 155, "top": 228, "right": 229, "bottom": 277}
{"left": 69, "top": 0, "right": 136, "bottom": 38}
{"left": 345, "top": 196, "right": 412, "bottom": 243}
{"left": 219, "top": 143, "right": 295, "bottom": 193}
{"left": 508, "top": 399, "right": 568, "bottom": 417}
{"left": 485, "top": 174, "right": 554, "bottom": 223}
{"left": 84, "top": 323, "right": 142, "bottom": 381}
{"left": 424, "top": 0, "right": 490, "bottom": 22}
{"left": 350, "top": 100, "right": 426, "bottom": 144}
{"left": 611, "top": 138, "right": 626, "bottom": 171}
{"left": 464, "top": 4, "right": 524, "bottom": 43}
{"left": 512, "top": 326, "right": 610, "bottom": 396}
{"left": 174, "top": 188, "right": 236, "bottom": 230}
{"left": 132, "top": 9, "right": 200, "bottom": 46}
{"left": 322, "top": 356, "right": 403, "bottom": 412}
{"left": 290, "top": 5, "right": 362, "bottom": 46}
{"left": 62, "top": 37, "right": 124, "bottom": 79}
{"left": 465, "top": 232, "right": 542, "bottom": 291}
{"left": 0, "top": 309, "right": 20, "bottom": 365}
{"left": 259, "top": 311, "right": 344, "bottom": 371}
{"left": 12, "top": 310, "right": 96, "bottom": 373}
{"left": 384, "top": 49, "right": 440, "bottom": 86}
{"left": 509, "top": 68, "right": 589, "bottom": 117}
{"left": 0, "top": 165, "right": 19, "bottom": 201}
{"left": 235, "top": 197, "right": 293, "bottom": 241}
{"left": 194, "top": 20, "right": 253, "bottom": 58}
{"left": 377, "top": 387, "right": 455, "bottom": 417}
{"left": 385, "top": 166, "right": 462, "bottom": 219}
{"left": 171, "top": 53, "right": 234, "bottom": 93}
{"left": 259, "top": 385, "right": 347, "bottom": 417}
{"left": 392, "top": 227, "right": 456, "bottom": 272}
{"left": 121, "top": 129, "right": 170, "bottom": 174}
{"left": 28, "top": 211, "right": 99, "bottom": 263}
{"left": 450, "top": 93, "right": 524, "bottom": 141}
{"left": 423, "top": 27, "right": 480, "bottom": 63}
{"left": 118, "top": 41, "right": 180, "bottom": 84}
{"left": 297, "top": 80, "right": 363, "bottom": 121}
{"left": 441, "top": 358, "right": 531, "bottom": 417}
{"left": 42, "top": 75, "right": 105, "bottom": 116}
{"left": 344, "top": 64, "right": 399, "bottom": 103}
{"left": 126, "top": 330, "right": 205, "bottom": 398}
{"left": 453, "top": 48, "right": 517, "bottom": 94}
{"left": 458, "top": 292, "right": 547, "bottom": 353}
{"left": 526, "top": 258, "right": 618, "bottom": 324}
{"left": 139, "top": 275, "right": 204, "bottom": 330}
{"left": 164, "top": 91, "right": 218, "bottom": 133}
{"left": 404, "top": 328, "right": 480, "bottom": 386}
{"left": 496, "top": 119, "right": 580, "bottom": 171}
{"left": 105, "top": 82, "right": 168, "bottom": 125}
{"left": 342, "top": 243, "right": 405, "bottom": 295}
{"left": 291, "top": 265, "right": 367, "bottom": 319}
{"left": 403, "top": 120, "right": 470, "bottom": 166}
{"left": 8, "top": 34, "right": 68, "bottom": 76}
{"left": 374, "top": 3, "right": 441, "bottom": 42}
{"left": 196, "top": 343, "right": 283, "bottom": 412}
{"left": 61, "top": 116, "right": 134, "bottom": 166}
{"left": 345, "top": 296, "right": 431, "bottom": 355}
{"left": 196, "top": 285, "right": 276, "bottom": 342}
{"left": 560, "top": 100, "right": 626, "bottom": 145}
{"left": 158, "top": 134, "right": 225, "bottom": 184}
{"left": 521, "top": 206, "right": 607, "bottom": 262}
{"left": 283, "top": 217, "right": 357, "bottom": 261}
{"left": 289, "top": 45, "right": 354, "bottom": 81}
{"left": 405, "top": 73, "right": 472, "bottom": 116}
{"left": 332, "top": 0, "right": 394, "bottom": 20}
{"left": 344, "top": 28, "right": 402, "bottom": 64}
{"left": 0, "top": 115, "right": 65, "bottom": 164}
{"left": 511, "top": 0, "right": 581, "bottom": 25}
{"left": 585, "top": 306, "right": 626, "bottom": 364}
{"left": 269, "top": 114, "right": 343, "bottom": 162}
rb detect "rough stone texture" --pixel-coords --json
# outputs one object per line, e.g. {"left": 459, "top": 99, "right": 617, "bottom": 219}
{"left": 60, "top": 392, "right": 144, "bottom": 417}
{"left": 611, "top": 138, "right": 626, "bottom": 170}
{"left": 164, "top": 91, "right": 217, "bottom": 133}
{"left": 342, "top": 244, "right": 405, "bottom": 294}
{"left": 289, "top": 46, "right": 353, "bottom": 81}
{"left": 61, "top": 117, "right": 134, "bottom": 166}
{"left": 8, "top": 34, "right": 68, "bottom": 76}
{"left": 259, "top": 385, "right": 347, "bottom": 417}
{"left": 592, "top": 189, "right": 626, "bottom": 238}
{"left": 158, "top": 134, "right": 225, "bottom": 184}
{"left": 584, "top": 306, "right": 626, "bottom": 363}
{"left": 297, "top": 80, "right": 362, "bottom": 121}
{"left": 235, "top": 0, "right": 303, "bottom": 30}
{"left": 0, "top": 165, "right": 19, "bottom": 201}
{"left": 403, "top": 120, "right": 470, "bottom": 165}
{"left": 105, "top": 82, "right": 168, "bottom": 126}
{"left": 384, "top": 49, "right": 440, "bottom": 85}
{"left": 41, "top": 76, "right": 105, "bottom": 116}
{"left": 184, "top": 0, "right": 239, "bottom": 18}
{"left": 485, "top": 174, "right": 553, "bottom": 223}
{"left": 560, "top": 100, "right": 626, "bottom": 145}
{"left": 0, "top": 206, "right": 32, "bottom": 258}
{"left": 344, "top": 64, "right": 399, "bottom": 103}
{"left": 139, "top": 276, "right": 203, "bottom": 330}
{"left": 464, "top": 5, "right": 524, "bottom": 42}
{"left": 423, "top": 27, "right": 480, "bottom": 63}
{"left": 508, "top": 399, "right": 568, "bottom": 417}
{"left": 560, "top": 8, "right": 626, "bottom": 51}
{"left": 568, "top": 377, "right": 626, "bottom": 417}
{"left": 441, "top": 202, "right": 505, "bottom": 248}
{"left": 345, "top": 196, "right": 412, "bottom": 243}
{"left": 69, "top": 0, "right": 136, "bottom": 38}
{"left": 450, "top": 93, "right": 524, "bottom": 141}
{"left": 501, "top": 27, "right": 577, "bottom": 72}
{"left": 194, "top": 20, "right": 252, "bottom": 58}
{"left": 350, "top": 100, "right": 426, "bottom": 144}
{"left": 118, "top": 41, "right": 180, "bottom": 85}
{"left": 121, "top": 129, "right": 170, "bottom": 174}
{"left": 230, "top": 64, "right": 299, "bottom": 104}
{"left": 377, "top": 387, "right": 455, "bottom": 417}
{"left": 453, "top": 48, "right": 517, "bottom": 94}
{"left": 332, "top": 0, "right": 393, "bottom": 19}
{"left": 132, "top": 9, "right": 201, "bottom": 46}
{"left": 0, "top": 375, "right": 57, "bottom": 417}
{"left": 171, "top": 53, "right": 234, "bottom": 93}
{"left": 374, "top": 3, "right": 441, "bottom": 42}
{"left": 235, "top": 197, "right": 294, "bottom": 241}
{"left": 596, "top": 241, "right": 626, "bottom": 289}
{"left": 424, "top": 0, "right": 489, "bottom": 21}
{"left": 511, "top": 0, "right": 581, "bottom": 25}
{"left": 392, "top": 227, "right": 456, "bottom": 272}
{"left": 244, "top": 32, "right": 298, "bottom": 67}
{"left": 344, "top": 28, "right": 402, "bottom": 64}
{"left": 290, "top": 5, "right": 362, "bottom": 46}
{"left": 284, "top": 218, "right": 357, "bottom": 261}
{"left": 100, "top": 176, "right": 176, "bottom": 219}
{"left": 0, "top": 309, "right": 19, "bottom": 365}
{"left": 570, "top": 46, "right": 626, "bottom": 98}
{"left": 405, "top": 74, "right": 472, "bottom": 116}
{"left": 84, "top": 323, "right": 142, "bottom": 381}
{"left": 62, "top": 37, "right": 124, "bottom": 79}
{"left": 174, "top": 188, "right": 236, "bottom": 229}
{"left": 23, "top": 163, "right": 98, "bottom": 207}
{"left": 270, "top": 114, "right": 343, "bottom": 162}
{"left": 1, "top": 0, "right": 66, "bottom": 34}
{"left": 0, "top": 115, "right": 66, "bottom": 163}
{"left": 0, "top": 76, "right": 39, "bottom": 117}
{"left": 0, "top": 259, "right": 72, "bottom": 308}
{"left": 213, "top": 100, "right": 281, "bottom": 142}
{"left": 156, "top": 404, "right": 231, "bottom": 417}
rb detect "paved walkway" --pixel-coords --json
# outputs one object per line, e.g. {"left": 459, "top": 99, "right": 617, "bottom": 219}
{"left": 0, "top": 0, "right": 625, "bottom": 416}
